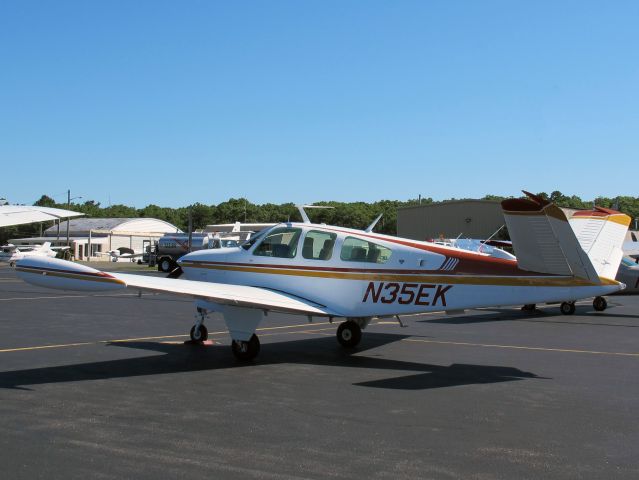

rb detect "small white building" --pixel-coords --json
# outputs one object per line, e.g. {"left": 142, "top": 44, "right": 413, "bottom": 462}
{"left": 11, "top": 218, "right": 182, "bottom": 261}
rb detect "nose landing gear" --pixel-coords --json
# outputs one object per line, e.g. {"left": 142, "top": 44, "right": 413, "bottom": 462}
{"left": 189, "top": 307, "right": 209, "bottom": 343}
{"left": 190, "top": 324, "right": 208, "bottom": 342}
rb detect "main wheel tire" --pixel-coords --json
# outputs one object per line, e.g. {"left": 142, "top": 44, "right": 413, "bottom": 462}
{"left": 593, "top": 296, "right": 607, "bottom": 312}
{"left": 231, "top": 334, "right": 260, "bottom": 361}
{"left": 190, "top": 324, "right": 208, "bottom": 342}
{"left": 560, "top": 301, "right": 576, "bottom": 315}
{"left": 521, "top": 304, "right": 536, "bottom": 312}
{"left": 336, "top": 320, "right": 362, "bottom": 348}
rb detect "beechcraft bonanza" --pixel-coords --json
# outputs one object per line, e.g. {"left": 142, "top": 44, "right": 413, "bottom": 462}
{"left": 15, "top": 192, "right": 630, "bottom": 361}
{"left": 98, "top": 247, "right": 144, "bottom": 262}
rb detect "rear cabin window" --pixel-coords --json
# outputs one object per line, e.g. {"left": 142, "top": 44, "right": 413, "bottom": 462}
{"left": 340, "top": 237, "right": 391, "bottom": 263}
{"left": 302, "top": 230, "right": 337, "bottom": 260}
{"left": 253, "top": 227, "right": 302, "bottom": 258}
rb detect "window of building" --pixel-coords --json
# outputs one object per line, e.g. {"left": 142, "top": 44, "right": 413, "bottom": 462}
{"left": 340, "top": 236, "right": 392, "bottom": 263}
{"left": 302, "top": 230, "right": 337, "bottom": 261}
{"left": 253, "top": 227, "right": 302, "bottom": 258}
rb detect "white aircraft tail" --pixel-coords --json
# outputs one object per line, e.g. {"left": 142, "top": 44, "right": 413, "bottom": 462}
{"left": 566, "top": 207, "right": 631, "bottom": 280}
{"left": 501, "top": 192, "right": 629, "bottom": 283}
{"left": 41, "top": 242, "right": 51, "bottom": 250}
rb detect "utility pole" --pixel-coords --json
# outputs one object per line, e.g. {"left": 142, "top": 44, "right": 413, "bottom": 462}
{"left": 187, "top": 206, "right": 193, "bottom": 253}
{"left": 66, "top": 190, "right": 71, "bottom": 246}
{"left": 66, "top": 190, "right": 82, "bottom": 247}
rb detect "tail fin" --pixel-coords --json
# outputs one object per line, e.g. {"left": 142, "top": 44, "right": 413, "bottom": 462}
{"left": 41, "top": 241, "right": 51, "bottom": 249}
{"left": 501, "top": 192, "right": 600, "bottom": 283}
{"left": 566, "top": 207, "right": 631, "bottom": 280}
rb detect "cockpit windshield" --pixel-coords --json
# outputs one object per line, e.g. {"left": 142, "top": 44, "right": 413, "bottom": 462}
{"left": 253, "top": 227, "right": 302, "bottom": 258}
{"left": 621, "top": 256, "right": 639, "bottom": 267}
{"left": 240, "top": 227, "right": 271, "bottom": 250}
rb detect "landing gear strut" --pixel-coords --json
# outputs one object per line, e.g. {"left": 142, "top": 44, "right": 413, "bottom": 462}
{"left": 231, "top": 334, "right": 260, "bottom": 361}
{"left": 560, "top": 301, "right": 576, "bottom": 315}
{"left": 593, "top": 296, "right": 607, "bottom": 312}
{"left": 336, "top": 320, "right": 362, "bottom": 348}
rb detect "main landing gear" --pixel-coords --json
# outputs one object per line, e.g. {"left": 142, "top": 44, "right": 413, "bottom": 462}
{"left": 558, "top": 297, "right": 607, "bottom": 315}
{"left": 560, "top": 301, "right": 576, "bottom": 315}
{"left": 336, "top": 318, "right": 370, "bottom": 349}
{"left": 593, "top": 296, "right": 607, "bottom": 312}
{"left": 231, "top": 335, "right": 261, "bottom": 361}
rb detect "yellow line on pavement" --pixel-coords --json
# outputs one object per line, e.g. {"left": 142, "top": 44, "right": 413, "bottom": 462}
{"left": 402, "top": 338, "right": 639, "bottom": 357}
{"left": 0, "top": 321, "right": 339, "bottom": 353}
{"left": 0, "top": 342, "right": 94, "bottom": 353}
{"left": 0, "top": 292, "right": 157, "bottom": 302}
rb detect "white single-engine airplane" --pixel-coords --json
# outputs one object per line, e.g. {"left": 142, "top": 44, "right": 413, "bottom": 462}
{"left": 15, "top": 193, "right": 630, "bottom": 361}
{"left": 1, "top": 242, "right": 69, "bottom": 267}
{"left": 97, "top": 247, "right": 144, "bottom": 262}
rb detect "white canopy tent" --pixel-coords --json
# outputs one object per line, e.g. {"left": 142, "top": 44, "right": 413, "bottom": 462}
{"left": 0, "top": 205, "right": 84, "bottom": 228}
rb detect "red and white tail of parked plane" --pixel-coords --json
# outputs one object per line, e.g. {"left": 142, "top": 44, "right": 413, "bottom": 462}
{"left": 15, "top": 192, "right": 630, "bottom": 361}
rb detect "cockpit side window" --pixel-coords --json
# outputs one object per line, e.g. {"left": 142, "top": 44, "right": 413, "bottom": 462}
{"left": 253, "top": 227, "right": 302, "bottom": 258}
{"left": 340, "top": 236, "right": 392, "bottom": 263}
{"left": 302, "top": 230, "right": 337, "bottom": 261}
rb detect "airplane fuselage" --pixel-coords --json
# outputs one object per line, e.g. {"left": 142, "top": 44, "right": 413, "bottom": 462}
{"left": 178, "top": 223, "right": 622, "bottom": 318}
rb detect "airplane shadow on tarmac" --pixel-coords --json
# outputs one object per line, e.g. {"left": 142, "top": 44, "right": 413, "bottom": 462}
{"left": 0, "top": 333, "right": 541, "bottom": 391}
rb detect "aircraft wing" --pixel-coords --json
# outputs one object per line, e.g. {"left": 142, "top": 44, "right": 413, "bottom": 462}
{"left": 15, "top": 257, "right": 338, "bottom": 317}
{"left": 112, "top": 273, "right": 335, "bottom": 315}
{"left": 0, "top": 205, "right": 84, "bottom": 227}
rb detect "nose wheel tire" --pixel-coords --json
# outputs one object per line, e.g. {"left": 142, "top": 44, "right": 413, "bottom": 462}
{"left": 232, "top": 334, "right": 260, "bottom": 361}
{"left": 190, "top": 324, "right": 208, "bottom": 342}
{"left": 560, "top": 302, "right": 576, "bottom": 315}
{"left": 593, "top": 296, "right": 607, "bottom": 312}
{"left": 336, "top": 320, "right": 362, "bottom": 348}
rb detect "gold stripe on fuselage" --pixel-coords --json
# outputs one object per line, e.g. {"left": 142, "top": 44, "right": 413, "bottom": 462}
{"left": 180, "top": 261, "right": 614, "bottom": 287}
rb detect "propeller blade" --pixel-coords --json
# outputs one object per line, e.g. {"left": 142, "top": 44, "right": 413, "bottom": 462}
{"left": 167, "top": 266, "right": 183, "bottom": 279}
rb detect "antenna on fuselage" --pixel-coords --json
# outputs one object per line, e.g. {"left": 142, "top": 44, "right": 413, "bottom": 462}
{"left": 296, "top": 205, "right": 334, "bottom": 224}
{"left": 364, "top": 213, "right": 383, "bottom": 233}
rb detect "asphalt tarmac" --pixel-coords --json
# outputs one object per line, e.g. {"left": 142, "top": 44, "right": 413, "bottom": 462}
{"left": 1, "top": 264, "right": 638, "bottom": 479}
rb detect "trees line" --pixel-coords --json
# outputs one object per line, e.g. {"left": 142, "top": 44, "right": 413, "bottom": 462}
{"left": 1, "top": 191, "right": 637, "bottom": 244}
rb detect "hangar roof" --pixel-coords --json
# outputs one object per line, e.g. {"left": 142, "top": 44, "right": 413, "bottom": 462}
{"left": 45, "top": 218, "right": 182, "bottom": 236}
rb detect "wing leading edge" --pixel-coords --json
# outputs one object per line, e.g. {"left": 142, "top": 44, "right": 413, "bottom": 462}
{"left": 15, "top": 257, "right": 339, "bottom": 317}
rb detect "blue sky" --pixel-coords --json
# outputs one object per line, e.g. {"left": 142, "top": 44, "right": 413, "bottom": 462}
{"left": 1, "top": 1, "right": 637, "bottom": 207}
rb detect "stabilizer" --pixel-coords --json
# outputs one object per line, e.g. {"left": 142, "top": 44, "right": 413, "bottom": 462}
{"left": 501, "top": 192, "right": 601, "bottom": 283}
{"left": 566, "top": 207, "right": 631, "bottom": 280}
